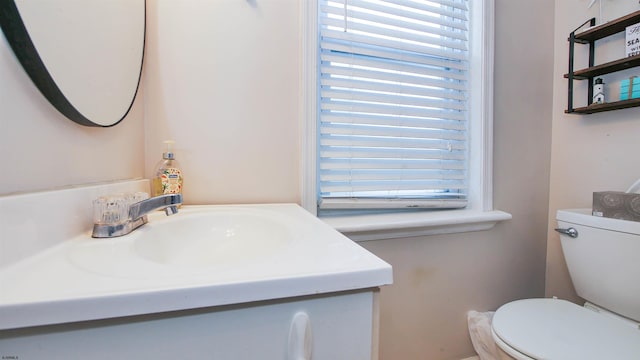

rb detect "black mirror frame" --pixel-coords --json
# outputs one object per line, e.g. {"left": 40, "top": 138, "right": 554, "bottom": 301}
{"left": 0, "top": 0, "right": 145, "bottom": 127}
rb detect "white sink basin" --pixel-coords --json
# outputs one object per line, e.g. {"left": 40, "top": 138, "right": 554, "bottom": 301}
{"left": 134, "top": 209, "right": 292, "bottom": 267}
{"left": 67, "top": 206, "right": 302, "bottom": 277}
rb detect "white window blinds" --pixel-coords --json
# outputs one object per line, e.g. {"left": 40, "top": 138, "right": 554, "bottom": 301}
{"left": 318, "top": 0, "right": 470, "bottom": 211}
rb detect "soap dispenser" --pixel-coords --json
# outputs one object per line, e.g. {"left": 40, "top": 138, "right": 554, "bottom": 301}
{"left": 152, "top": 140, "right": 184, "bottom": 197}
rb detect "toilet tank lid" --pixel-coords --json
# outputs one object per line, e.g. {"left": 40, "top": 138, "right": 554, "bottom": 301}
{"left": 557, "top": 208, "right": 640, "bottom": 235}
{"left": 492, "top": 298, "right": 640, "bottom": 360}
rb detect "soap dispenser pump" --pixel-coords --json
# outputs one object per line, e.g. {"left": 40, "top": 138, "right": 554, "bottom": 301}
{"left": 152, "top": 140, "right": 183, "bottom": 197}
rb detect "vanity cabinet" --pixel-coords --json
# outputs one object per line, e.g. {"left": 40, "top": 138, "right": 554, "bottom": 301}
{"left": 0, "top": 290, "right": 379, "bottom": 360}
{"left": 566, "top": 10, "right": 640, "bottom": 114}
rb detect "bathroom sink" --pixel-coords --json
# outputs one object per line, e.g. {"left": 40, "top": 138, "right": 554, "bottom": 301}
{"left": 0, "top": 203, "right": 392, "bottom": 330}
{"left": 133, "top": 208, "right": 292, "bottom": 267}
{"left": 67, "top": 205, "right": 298, "bottom": 277}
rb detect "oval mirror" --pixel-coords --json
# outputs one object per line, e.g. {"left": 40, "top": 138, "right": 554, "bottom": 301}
{"left": 0, "top": 0, "right": 145, "bottom": 127}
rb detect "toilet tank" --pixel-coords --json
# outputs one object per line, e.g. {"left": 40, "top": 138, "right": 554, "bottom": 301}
{"left": 556, "top": 209, "right": 640, "bottom": 322}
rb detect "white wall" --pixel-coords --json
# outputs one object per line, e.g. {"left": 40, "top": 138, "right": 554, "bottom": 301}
{"left": 143, "top": 0, "right": 300, "bottom": 205}
{"left": 0, "top": 22, "right": 144, "bottom": 196}
{"left": 546, "top": 1, "right": 640, "bottom": 302}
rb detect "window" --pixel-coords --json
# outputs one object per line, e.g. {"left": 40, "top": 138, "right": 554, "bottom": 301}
{"left": 318, "top": 0, "right": 469, "bottom": 213}
{"left": 302, "top": 0, "right": 510, "bottom": 240}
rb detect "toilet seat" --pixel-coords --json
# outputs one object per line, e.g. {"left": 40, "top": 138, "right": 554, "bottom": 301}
{"left": 491, "top": 298, "right": 640, "bottom": 360}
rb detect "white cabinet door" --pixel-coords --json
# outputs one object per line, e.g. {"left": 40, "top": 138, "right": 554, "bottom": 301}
{"left": 0, "top": 290, "right": 377, "bottom": 360}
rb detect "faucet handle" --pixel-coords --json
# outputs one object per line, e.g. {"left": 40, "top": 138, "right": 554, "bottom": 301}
{"left": 93, "top": 196, "right": 129, "bottom": 225}
{"left": 93, "top": 192, "right": 150, "bottom": 225}
{"left": 127, "top": 192, "right": 150, "bottom": 203}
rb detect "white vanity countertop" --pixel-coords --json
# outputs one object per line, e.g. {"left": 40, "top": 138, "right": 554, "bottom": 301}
{"left": 0, "top": 204, "right": 392, "bottom": 330}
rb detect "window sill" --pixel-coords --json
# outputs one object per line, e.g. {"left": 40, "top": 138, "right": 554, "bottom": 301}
{"left": 320, "top": 209, "right": 512, "bottom": 242}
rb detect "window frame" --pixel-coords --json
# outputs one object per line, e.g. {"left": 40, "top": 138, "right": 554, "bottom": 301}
{"left": 301, "top": 0, "right": 511, "bottom": 241}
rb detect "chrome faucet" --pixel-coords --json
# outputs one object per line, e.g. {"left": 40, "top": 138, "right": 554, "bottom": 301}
{"left": 92, "top": 193, "right": 183, "bottom": 238}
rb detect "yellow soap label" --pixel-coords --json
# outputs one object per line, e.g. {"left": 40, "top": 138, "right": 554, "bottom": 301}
{"left": 159, "top": 168, "right": 183, "bottom": 194}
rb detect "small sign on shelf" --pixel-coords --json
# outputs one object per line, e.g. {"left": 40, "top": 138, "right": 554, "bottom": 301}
{"left": 626, "top": 22, "right": 640, "bottom": 57}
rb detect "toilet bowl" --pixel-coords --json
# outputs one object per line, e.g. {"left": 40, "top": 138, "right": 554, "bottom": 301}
{"left": 491, "top": 209, "right": 640, "bottom": 360}
{"left": 492, "top": 298, "right": 640, "bottom": 359}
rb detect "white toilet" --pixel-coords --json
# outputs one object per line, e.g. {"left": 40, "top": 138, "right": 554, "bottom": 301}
{"left": 491, "top": 209, "right": 640, "bottom": 359}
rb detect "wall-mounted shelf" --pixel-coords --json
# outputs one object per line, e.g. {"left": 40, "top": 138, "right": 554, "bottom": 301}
{"left": 565, "top": 55, "right": 640, "bottom": 80}
{"left": 568, "top": 98, "right": 640, "bottom": 114}
{"left": 566, "top": 10, "right": 640, "bottom": 114}
{"left": 572, "top": 11, "right": 640, "bottom": 43}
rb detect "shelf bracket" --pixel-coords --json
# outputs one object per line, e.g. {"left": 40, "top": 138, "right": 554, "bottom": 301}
{"left": 567, "top": 17, "right": 596, "bottom": 113}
